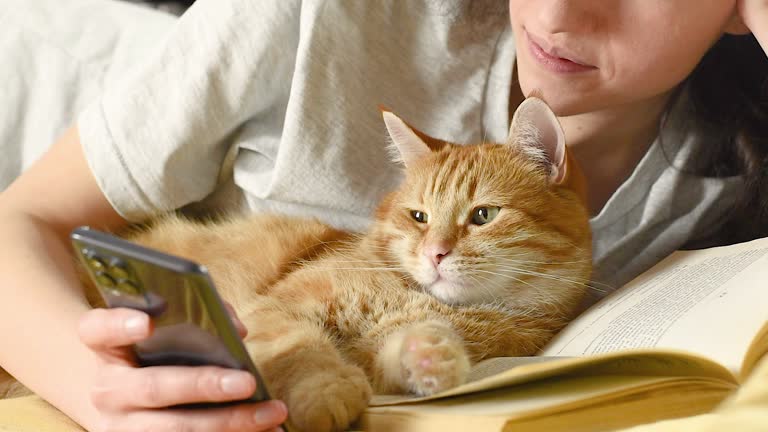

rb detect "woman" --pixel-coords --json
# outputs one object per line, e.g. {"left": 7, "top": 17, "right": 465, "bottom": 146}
{"left": 0, "top": 0, "right": 766, "bottom": 430}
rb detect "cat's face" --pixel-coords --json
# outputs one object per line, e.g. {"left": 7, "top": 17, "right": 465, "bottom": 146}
{"left": 376, "top": 98, "right": 591, "bottom": 308}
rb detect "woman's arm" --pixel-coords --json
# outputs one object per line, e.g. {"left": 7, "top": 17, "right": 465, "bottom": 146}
{"left": 0, "top": 127, "right": 128, "bottom": 427}
{"left": 0, "top": 127, "right": 286, "bottom": 431}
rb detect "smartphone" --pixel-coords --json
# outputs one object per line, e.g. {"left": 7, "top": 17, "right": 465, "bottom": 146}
{"left": 70, "top": 226, "right": 271, "bottom": 405}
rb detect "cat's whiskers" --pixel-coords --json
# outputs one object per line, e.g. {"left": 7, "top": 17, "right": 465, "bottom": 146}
{"left": 468, "top": 254, "right": 613, "bottom": 293}
{"left": 294, "top": 250, "right": 399, "bottom": 263}
{"left": 492, "top": 264, "right": 609, "bottom": 294}
{"left": 511, "top": 270, "right": 612, "bottom": 295}
{"left": 473, "top": 269, "right": 542, "bottom": 293}
{"left": 306, "top": 266, "right": 407, "bottom": 272}
{"left": 493, "top": 261, "right": 600, "bottom": 284}
{"left": 465, "top": 273, "right": 504, "bottom": 303}
{"left": 481, "top": 254, "right": 593, "bottom": 266}
{"left": 484, "top": 261, "right": 596, "bottom": 281}
{"left": 307, "top": 259, "right": 402, "bottom": 265}
{"left": 449, "top": 260, "right": 506, "bottom": 300}
{"left": 292, "top": 233, "right": 357, "bottom": 256}
{"left": 478, "top": 269, "right": 569, "bottom": 309}
{"left": 357, "top": 244, "right": 404, "bottom": 261}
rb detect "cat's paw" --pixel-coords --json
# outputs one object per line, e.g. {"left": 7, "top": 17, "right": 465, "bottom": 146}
{"left": 399, "top": 322, "right": 471, "bottom": 396}
{"left": 285, "top": 364, "right": 372, "bottom": 432}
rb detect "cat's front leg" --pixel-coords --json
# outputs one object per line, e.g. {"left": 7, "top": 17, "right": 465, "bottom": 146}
{"left": 242, "top": 303, "right": 372, "bottom": 432}
{"left": 375, "top": 320, "right": 471, "bottom": 396}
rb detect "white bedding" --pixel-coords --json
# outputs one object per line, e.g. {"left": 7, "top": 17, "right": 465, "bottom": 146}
{"left": 0, "top": 0, "right": 176, "bottom": 191}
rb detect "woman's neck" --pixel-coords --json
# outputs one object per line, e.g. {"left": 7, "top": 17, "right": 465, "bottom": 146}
{"left": 559, "top": 94, "right": 669, "bottom": 216}
{"left": 508, "top": 68, "right": 671, "bottom": 216}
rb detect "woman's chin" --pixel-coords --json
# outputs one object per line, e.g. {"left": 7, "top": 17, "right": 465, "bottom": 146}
{"left": 517, "top": 76, "right": 607, "bottom": 117}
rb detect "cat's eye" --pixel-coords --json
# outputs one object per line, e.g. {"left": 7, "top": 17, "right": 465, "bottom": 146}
{"left": 410, "top": 210, "right": 429, "bottom": 223}
{"left": 471, "top": 206, "right": 500, "bottom": 225}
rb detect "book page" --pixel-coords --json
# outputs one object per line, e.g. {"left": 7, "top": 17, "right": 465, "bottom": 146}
{"left": 362, "top": 376, "right": 730, "bottom": 432}
{"left": 366, "top": 375, "right": 729, "bottom": 420}
{"left": 541, "top": 237, "right": 768, "bottom": 375}
{"left": 467, "top": 356, "right": 563, "bottom": 382}
{"left": 370, "top": 350, "right": 736, "bottom": 406}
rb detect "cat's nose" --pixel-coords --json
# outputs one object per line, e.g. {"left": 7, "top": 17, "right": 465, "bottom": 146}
{"left": 423, "top": 241, "right": 452, "bottom": 267}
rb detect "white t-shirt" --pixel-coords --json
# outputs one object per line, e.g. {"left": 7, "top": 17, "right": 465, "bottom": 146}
{"left": 1, "top": 0, "right": 744, "bottom": 297}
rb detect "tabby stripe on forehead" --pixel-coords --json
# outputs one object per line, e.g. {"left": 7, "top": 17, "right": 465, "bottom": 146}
{"left": 431, "top": 153, "right": 461, "bottom": 199}
{"left": 459, "top": 166, "right": 480, "bottom": 203}
{"left": 423, "top": 153, "right": 442, "bottom": 201}
{"left": 425, "top": 152, "right": 448, "bottom": 198}
{"left": 466, "top": 179, "right": 479, "bottom": 203}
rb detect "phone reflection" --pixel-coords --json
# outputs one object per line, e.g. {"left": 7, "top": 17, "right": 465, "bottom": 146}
{"left": 131, "top": 276, "right": 245, "bottom": 370}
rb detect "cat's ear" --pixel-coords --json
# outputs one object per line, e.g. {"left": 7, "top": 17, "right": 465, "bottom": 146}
{"left": 381, "top": 107, "right": 444, "bottom": 167}
{"left": 508, "top": 96, "right": 567, "bottom": 184}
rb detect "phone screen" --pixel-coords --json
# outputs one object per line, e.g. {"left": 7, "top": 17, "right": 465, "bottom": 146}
{"left": 71, "top": 227, "right": 271, "bottom": 402}
{"left": 105, "top": 269, "right": 246, "bottom": 369}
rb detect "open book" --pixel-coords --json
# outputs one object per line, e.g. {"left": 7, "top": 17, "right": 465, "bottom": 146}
{"left": 358, "top": 236, "right": 768, "bottom": 432}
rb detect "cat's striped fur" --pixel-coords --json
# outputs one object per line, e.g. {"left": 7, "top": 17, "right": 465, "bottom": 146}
{"left": 124, "top": 98, "right": 592, "bottom": 431}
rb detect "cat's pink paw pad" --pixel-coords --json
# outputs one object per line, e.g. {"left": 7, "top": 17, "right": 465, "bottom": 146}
{"left": 399, "top": 328, "right": 470, "bottom": 396}
{"left": 286, "top": 365, "right": 372, "bottom": 432}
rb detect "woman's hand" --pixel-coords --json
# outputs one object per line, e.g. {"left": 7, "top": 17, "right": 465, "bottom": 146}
{"left": 77, "top": 307, "right": 287, "bottom": 432}
{"left": 738, "top": 0, "right": 768, "bottom": 53}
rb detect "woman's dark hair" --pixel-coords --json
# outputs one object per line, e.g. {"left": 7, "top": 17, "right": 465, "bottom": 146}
{"left": 671, "top": 33, "right": 768, "bottom": 244}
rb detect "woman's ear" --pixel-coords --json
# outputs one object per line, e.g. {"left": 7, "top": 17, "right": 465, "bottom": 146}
{"left": 725, "top": 10, "right": 751, "bottom": 35}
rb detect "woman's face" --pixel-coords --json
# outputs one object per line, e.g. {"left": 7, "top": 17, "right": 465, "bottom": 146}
{"left": 509, "top": 0, "right": 743, "bottom": 116}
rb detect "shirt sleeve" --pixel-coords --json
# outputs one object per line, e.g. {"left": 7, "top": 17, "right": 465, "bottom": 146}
{"left": 78, "top": 0, "right": 300, "bottom": 221}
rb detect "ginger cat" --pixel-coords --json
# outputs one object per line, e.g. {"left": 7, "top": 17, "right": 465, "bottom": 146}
{"left": 0, "top": 97, "right": 592, "bottom": 432}
{"left": 125, "top": 97, "right": 591, "bottom": 431}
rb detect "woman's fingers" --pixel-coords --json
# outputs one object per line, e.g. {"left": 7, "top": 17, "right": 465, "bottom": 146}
{"left": 92, "top": 365, "right": 259, "bottom": 410}
{"left": 162, "top": 402, "right": 287, "bottom": 432}
{"left": 222, "top": 301, "right": 248, "bottom": 338}
{"left": 78, "top": 307, "right": 286, "bottom": 432}
{"left": 79, "top": 303, "right": 246, "bottom": 348}
{"left": 94, "top": 399, "right": 288, "bottom": 432}
{"left": 78, "top": 308, "right": 152, "bottom": 350}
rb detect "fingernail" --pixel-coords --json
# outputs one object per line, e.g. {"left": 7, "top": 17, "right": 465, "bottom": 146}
{"left": 124, "top": 315, "right": 148, "bottom": 337}
{"left": 253, "top": 400, "right": 287, "bottom": 425}
{"left": 220, "top": 372, "right": 253, "bottom": 395}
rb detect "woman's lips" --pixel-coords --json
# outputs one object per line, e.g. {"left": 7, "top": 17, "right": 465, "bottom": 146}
{"left": 525, "top": 30, "right": 597, "bottom": 74}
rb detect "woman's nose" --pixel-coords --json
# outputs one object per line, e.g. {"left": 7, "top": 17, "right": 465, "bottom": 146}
{"left": 536, "top": 0, "right": 606, "bottom": 34}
